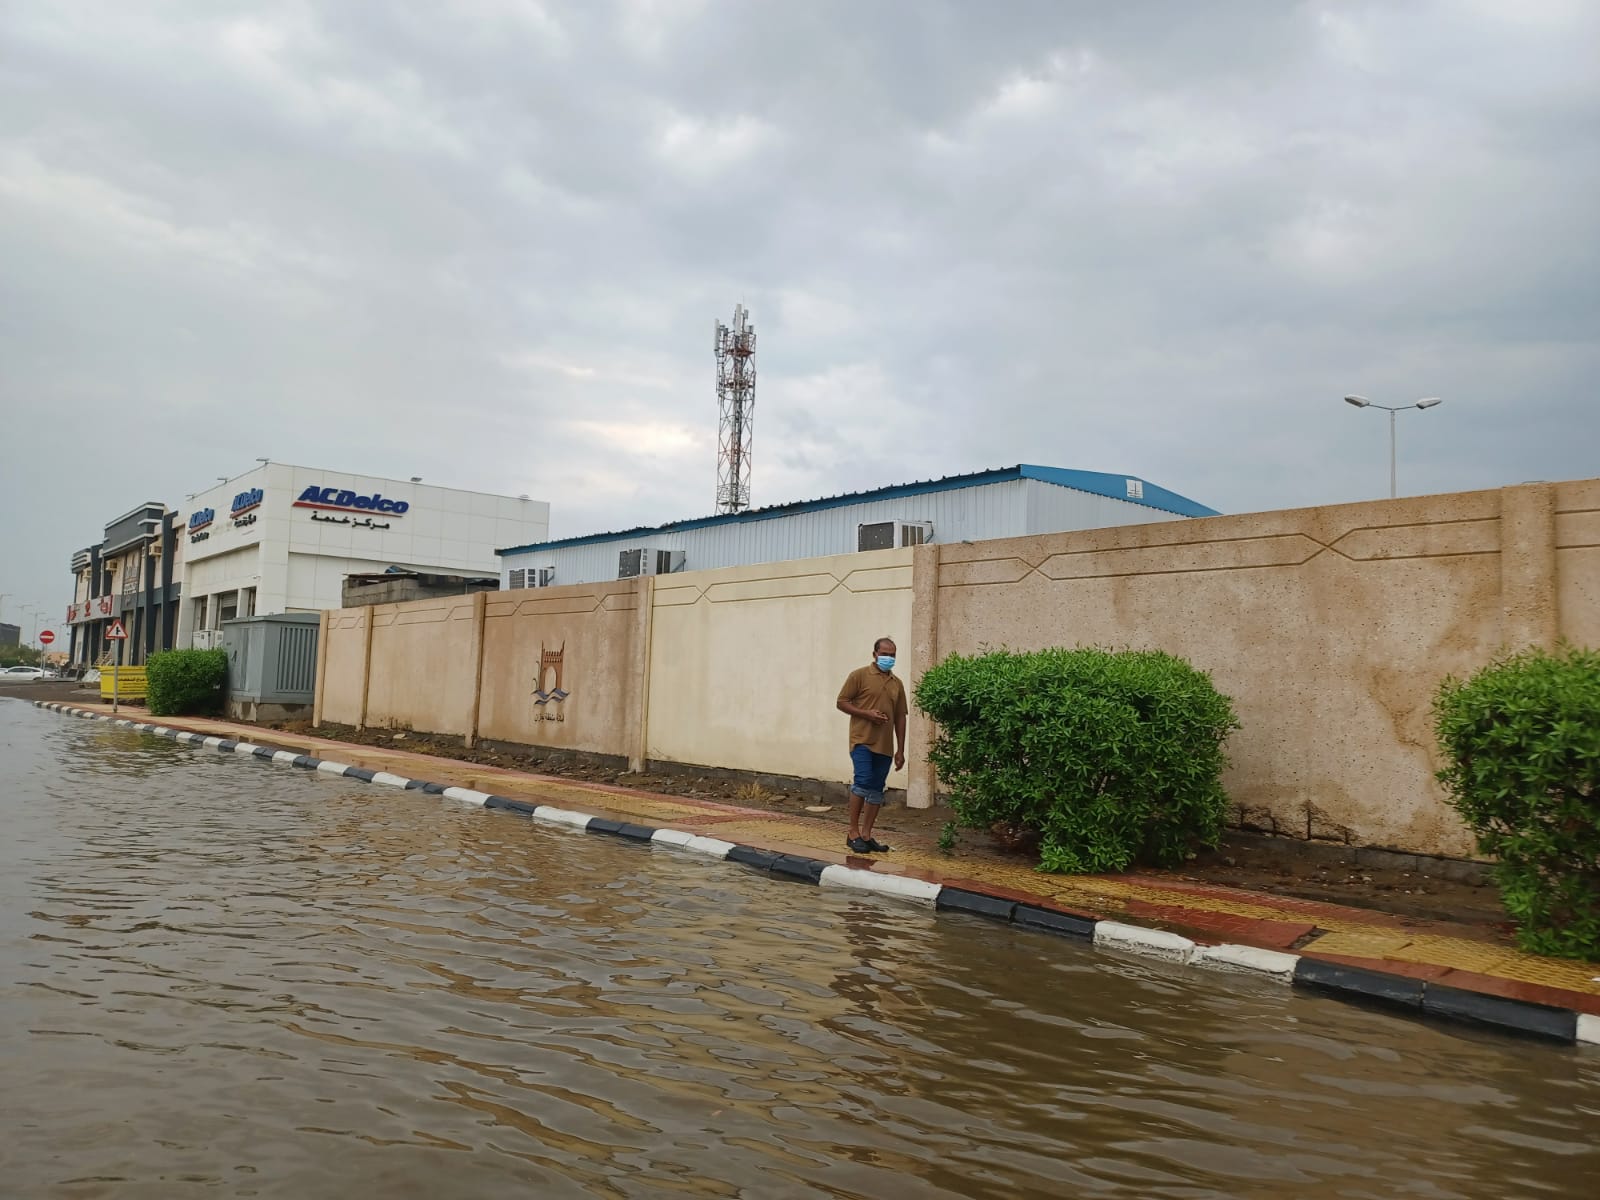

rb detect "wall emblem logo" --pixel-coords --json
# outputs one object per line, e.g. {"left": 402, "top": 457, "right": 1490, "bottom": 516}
{"left": 230, "top": 487, "right": 264, "bottom": 520}
{"left": 532, "top": 642, "right": 569, "bottom": 722}
{"left": 293, "top": 485, "right": 410, "bottom": 516}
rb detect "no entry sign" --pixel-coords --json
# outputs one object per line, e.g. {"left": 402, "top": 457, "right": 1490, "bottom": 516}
{"left": 38, "top": 630, "right": 55, "bottom": 646}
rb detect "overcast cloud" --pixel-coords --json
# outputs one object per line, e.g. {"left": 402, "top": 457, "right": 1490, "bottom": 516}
{"left": 2, "top": 0, "right": 1597, "bottom": 627}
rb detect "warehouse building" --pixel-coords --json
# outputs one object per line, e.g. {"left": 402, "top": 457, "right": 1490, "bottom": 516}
{"left": 497, "top": 464, "right": 1217, "bottom": 588}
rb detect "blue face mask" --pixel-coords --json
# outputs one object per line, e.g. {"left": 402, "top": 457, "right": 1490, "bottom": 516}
{"left": 876, "top": 655, "right": 895, "bottom": 672}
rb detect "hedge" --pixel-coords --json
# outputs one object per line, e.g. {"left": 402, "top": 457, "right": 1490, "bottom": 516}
{"left": 146, "top": 648, "right": 228, "bottom": 717}
{"left": 1435, "top": 644, "right": 1600, "bottom": 959}
{"left": 914, "top": 647, "right": 1240, "bottom": 873}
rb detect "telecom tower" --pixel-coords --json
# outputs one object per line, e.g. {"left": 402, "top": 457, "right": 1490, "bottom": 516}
{"left": 714, "top": 305, "right": 757, "bottom": 514}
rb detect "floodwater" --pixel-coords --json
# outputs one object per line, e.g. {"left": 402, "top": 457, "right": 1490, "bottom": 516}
{"left": 2, "top": 702, "right": 1597, "bottom": 1200}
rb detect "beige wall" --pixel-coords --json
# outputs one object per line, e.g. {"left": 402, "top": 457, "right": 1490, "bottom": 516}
{"left": 645, "top": 550, "right": 914, "bottom": 785}
{"left": 1556, "top": 479, "right": 1600, "bottom": 650}
{"left": 313, "top": 480, "right": 1600, "bottom": 858}
{"left": 477, "top": 580, "right": 646, "bottom": 758}
{"left": 318, "top": 606, "right": 370, "bottom": 726}
{"left": 918, "top": 481, "right": 1592, "bottom": 857}
{"left": 363, "top": 596, "right": 481, "bottom": 735}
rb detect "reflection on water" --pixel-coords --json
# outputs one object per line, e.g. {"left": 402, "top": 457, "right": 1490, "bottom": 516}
{"left": 2, "top": 700, "right": 1597, "bottom": 1199}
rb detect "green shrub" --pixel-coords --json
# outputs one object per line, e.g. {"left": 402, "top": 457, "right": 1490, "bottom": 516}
{"left": 1435, "top": 644, "right": 1600, "bottom": 959}
{"left": 146, "top": 648, "right": 228, "bottom": 717}
{"left": 914, "top": 647, "right": 1240, "bottom": 873}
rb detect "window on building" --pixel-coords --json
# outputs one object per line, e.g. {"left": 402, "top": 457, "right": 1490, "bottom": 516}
{"left": 243, "top": 587, "right": 257, "bottom": 618}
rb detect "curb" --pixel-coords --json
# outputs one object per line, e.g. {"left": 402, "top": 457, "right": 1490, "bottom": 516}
{"left": 31, "top": 700, "right": 1600, "bottom": 1048}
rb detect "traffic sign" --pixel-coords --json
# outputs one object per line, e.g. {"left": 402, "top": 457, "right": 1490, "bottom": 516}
{"left": 106, "top": 619, "right": 128, "bottom": 641}
{"left": 38, "top": 630, "right": 55, "bottom": 646}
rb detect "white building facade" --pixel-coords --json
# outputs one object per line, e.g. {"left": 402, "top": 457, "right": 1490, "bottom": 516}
{"left": 498, "top": 465, "right": 1217, "bottom": 588}
{"left": 177, "top": 463, "right": 549, "bottom": 646}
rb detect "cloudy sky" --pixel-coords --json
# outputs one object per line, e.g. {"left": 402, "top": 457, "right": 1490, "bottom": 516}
{"left": 2, "top": 0, "right": 1596, "bottom": 628}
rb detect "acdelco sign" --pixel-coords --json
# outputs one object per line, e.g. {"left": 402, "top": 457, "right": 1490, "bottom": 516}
{"left": 292, "top": 485, "right": 410, "bottom": 516}
{"left": 230, "top": 487, "right": 264, "bottom": 517}
{"left": 188, "top": 508, "right": 215, "bottom": 531}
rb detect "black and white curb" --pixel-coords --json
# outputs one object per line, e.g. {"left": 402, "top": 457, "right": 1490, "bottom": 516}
{"left": 33, "top": 700, "right": 1600, "bottom": 1048}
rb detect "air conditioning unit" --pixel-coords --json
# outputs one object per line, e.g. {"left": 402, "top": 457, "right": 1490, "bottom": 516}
{"left": 857, "top": 520, "right": 933, "bottom": 552}
{"left": 192, "top": 629, "right": 221, "bottom": 650}
{"left": 148, "top": 542, "right": 163, "bottom": 557}
{"left": 508, "top": 568, "right": 527, "bottom": 590}
{"left": 619, "top": 549, "right": 684, "bottom": 579}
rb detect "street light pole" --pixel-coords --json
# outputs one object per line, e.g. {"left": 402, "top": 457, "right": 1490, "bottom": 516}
{"left": 1389, "top": 408, "right": 1397, "bottom": 500}
{"left": 1343, "top": 396, "right": 1443, "bottom": 499}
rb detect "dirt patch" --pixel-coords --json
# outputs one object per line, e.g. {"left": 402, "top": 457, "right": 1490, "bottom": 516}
{"left": 265, "top": 719, "right": 1508, "bottom": 930}
{"left": 0, "top": 680, "right": 99, "bottom": 703}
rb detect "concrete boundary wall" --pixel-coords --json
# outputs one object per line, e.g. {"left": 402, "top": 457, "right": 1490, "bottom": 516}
{"left": 313, "top": 480, "right": 1600, "bottom": 858}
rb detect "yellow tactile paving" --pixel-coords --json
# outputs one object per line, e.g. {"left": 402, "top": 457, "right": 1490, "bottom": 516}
{"left": 68, "top": 703, "right": 1600, "bottom": 999}
{"left": 1305, "top": 929, "right": 1600, "bottom": 992}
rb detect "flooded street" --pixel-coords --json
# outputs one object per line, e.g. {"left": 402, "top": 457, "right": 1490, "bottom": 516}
{"left": 3, "top": 700, "right": 1597, "bottom": 1199}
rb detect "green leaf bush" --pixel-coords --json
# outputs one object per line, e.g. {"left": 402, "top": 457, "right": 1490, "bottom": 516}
{"left": 914, "top": 647, "right": 1240, "bottom": 873}
{"left": 146, "top": 648, "right": 228, "bottom": 717}
{"left": 1435, "top": 645, "right": 1600, "bottom": 959}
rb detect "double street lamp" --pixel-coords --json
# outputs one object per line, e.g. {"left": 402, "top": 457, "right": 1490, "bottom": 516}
{"left": 1344, "top": 395, "right": 1443, "bottom": 499}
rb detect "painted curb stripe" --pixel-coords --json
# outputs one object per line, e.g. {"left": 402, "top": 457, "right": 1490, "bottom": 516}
{"left": 1014, "top": 904, "right": 1098, "bottom": 940}
{"left": 1093, "top": 921, "right": 1198, "bottom": 963}
{"left": 769, "top": 854, "right": 826, "bottom": 884}
{"left": 1192, "top": 943, "right": 1300, "bottom": 983}
{"left": 1293, "top": 959, "right": 1424, "bottom": 1010}
{"left": 530, "top": 806, "right": 592, "bottom": 828}
{"left": 682, "top": 835, "right": 736, "bottom": 858}
{"left": 1421, "top": 984, "right": 1577, "bottom": 1043}
{"left": 817, "top": 864, "right": 941, "bottom": 904}
{"left": 28, "top": 701, "right": 1598, "bottom": 1048}
{"left": 485, "top": 795, "right": 539, "bottom": 816}
{"left": 727, "top": 845, "right": 779, "bottom": 870}
{"left": 936, "top": 887, "right": 1016, "bottom": 921}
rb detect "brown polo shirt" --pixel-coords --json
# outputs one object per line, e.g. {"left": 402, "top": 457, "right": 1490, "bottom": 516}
{"left": 837, "top": 663, "right": 907, "bottom": 757}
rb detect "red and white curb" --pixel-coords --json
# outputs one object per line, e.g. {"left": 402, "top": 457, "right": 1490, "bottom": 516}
{"left": 33, "top": 700, "right": 1600, "bottom": 1048}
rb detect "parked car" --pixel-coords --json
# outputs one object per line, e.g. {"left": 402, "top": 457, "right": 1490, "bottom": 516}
{"left": 3, "top": 665, "right": 59, "bottom": 681}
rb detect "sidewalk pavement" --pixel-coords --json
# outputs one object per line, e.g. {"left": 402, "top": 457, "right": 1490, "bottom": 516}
{"left": 57, "top": 701, "right": 1600, "bottom": 1027}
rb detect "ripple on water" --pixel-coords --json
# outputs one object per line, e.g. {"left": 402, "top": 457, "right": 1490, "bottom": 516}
{"left": 2, "top": 699, "right": 1597, "bottom": 1199}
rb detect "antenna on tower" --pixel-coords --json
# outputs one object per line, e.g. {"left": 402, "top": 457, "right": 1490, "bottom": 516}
{"left": 714, "top": 304, "right": 757, "bottom": 514}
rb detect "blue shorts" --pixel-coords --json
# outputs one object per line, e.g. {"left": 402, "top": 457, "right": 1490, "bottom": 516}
{"left": 850, "top": 744, "right": 892, "bottom": 806}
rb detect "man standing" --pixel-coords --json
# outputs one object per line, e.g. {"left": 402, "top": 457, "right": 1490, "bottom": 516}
{"left": 835, "top": 637, "right": 907, "bottom": 854}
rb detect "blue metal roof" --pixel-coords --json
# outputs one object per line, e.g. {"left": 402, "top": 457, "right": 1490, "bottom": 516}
{"left": 497, "top": 464, "right": 1218, "bottom": 556}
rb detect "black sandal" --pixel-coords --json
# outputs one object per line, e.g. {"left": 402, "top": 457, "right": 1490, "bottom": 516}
{"left": 866, "top": 838, "right": 891, "bottom": 853}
